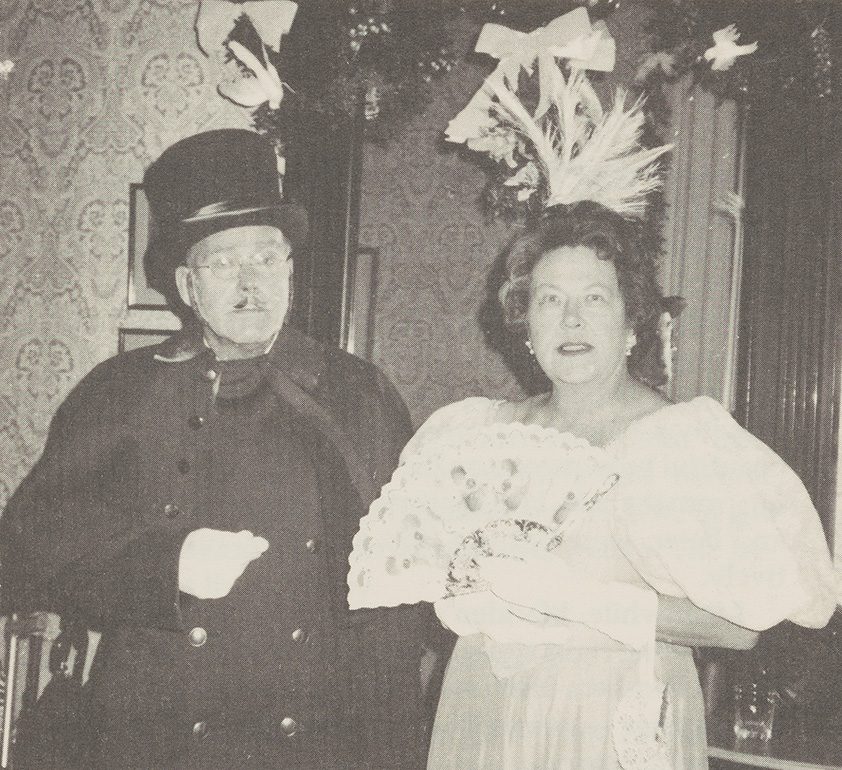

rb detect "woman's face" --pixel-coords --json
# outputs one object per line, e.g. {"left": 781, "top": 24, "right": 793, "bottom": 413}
{"left": 526, "top": 245, "right": 632, "bottom": 387}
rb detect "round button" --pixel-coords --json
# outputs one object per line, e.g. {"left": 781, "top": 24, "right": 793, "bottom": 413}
{"left": 188, "top": 627, "right": 207, "bottom": 647}
{"left": 280, "top": 717, "right": 298, "bottom": 737}
{"left": 192, "top": 721, "right": 207, "bottom": 740}
{"left": 305, "top": 539, "right": 319, "bottom": 554}
{"left": 291, "top": 627, "right": 308, "bottom": 644}
{"left": 163, "top": 503, "right": 180, "bottom": 519}
{"left": 204, "top": 369, "right": 218, "bottom": 381}
{"left": 177, "top": 459, "right": 191, "bottom": 474}
{"left": 188, "top": 415, "right": 205, "bottom": 429}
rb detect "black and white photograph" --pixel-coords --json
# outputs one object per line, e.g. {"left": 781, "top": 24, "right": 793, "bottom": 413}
{"left": 0, "top": 1, "right": 841, "bottom": 769}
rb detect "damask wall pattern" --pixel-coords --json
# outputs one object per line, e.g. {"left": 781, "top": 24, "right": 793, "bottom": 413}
{"left": 359, "top": 57, "right": 525, "bottom": 425}
{"left": 0, "top": 0, "right": 249, "bottom": 506}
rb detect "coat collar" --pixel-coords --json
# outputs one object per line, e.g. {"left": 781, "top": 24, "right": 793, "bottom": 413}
{"left": 153, "top": 325, "right": 326, "bottom": 395}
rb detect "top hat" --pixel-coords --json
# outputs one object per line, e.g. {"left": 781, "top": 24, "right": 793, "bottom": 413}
{"left": 142, "top": 129, "right": 308, "bottom": 304}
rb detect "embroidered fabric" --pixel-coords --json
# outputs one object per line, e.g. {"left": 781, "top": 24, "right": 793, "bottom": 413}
{"left": 612, "top": 644, "right": 672, "bottom": 770}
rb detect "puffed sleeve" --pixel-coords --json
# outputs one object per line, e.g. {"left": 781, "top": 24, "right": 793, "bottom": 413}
{"left": 610, "top": 397, "right": 837, "bottom": 631}
{"left": 398, "top": 396, "right": 498, "bottom": 464}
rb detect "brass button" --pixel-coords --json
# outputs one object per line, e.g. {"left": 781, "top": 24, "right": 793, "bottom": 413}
{"left": 192, "top": 721, "right": 207, "bottom": 740}
{"left": 188, "top": 627, "right": 207, "bottom": 647}
{"left": 291, "top": 627, "right": 308, "bottom": 644}
{"left": 305, "top": 538, "right": 319, "bottom": 554}
{"left": 163, "top": 503, "right": 180, "bottom": 519}
{"left": 188, "top": 415, "right": 205, "bottom": 429}
{"left": 177, "top": 459, "right": 190, "bottom": 474}
{"left": 204, "top": 369, "right": 218, "bottom": 381}
{"left": 280, "top": 717, "right": 298, "bottom": 737}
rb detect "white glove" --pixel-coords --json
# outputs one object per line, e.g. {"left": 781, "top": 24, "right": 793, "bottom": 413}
{"left": 179, "top": 528, "right": 269, "bottom": 599}
{"left": 481, "top": 548, "right": 657, "bottom": 649}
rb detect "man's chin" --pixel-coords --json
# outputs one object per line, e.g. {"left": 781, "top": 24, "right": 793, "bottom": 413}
{"left": 210, "top": 321, "right": 283, "bottom": 350}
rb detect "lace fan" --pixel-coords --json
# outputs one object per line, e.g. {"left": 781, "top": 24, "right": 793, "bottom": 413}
{"left": 347, "top": 422, "right": 618, "bottom": 609}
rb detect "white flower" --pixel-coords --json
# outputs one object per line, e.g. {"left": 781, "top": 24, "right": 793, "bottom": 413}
{"left": 504, "top": 161, "right": 540, "bottom": 200}
{"left": 468, "top": 128, "right": 521, "bottom": 168}
{"left": 704, "top": 25, "right": 758, "bottom": 72}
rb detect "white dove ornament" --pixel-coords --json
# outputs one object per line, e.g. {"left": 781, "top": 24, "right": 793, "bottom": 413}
{"left": 704, "top": 25, "right": 758, "bottom": 72}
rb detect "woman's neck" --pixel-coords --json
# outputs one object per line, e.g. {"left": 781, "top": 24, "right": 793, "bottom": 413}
{"left": 525, "top": 370, "right": 658, "bottom": 444}
{"left": 547, "top": 368, "right": 634, "bottom": 418}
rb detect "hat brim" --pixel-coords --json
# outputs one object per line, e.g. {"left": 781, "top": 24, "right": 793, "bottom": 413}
{"left": 180, "top": 202, "right": 308, "bottom": 252}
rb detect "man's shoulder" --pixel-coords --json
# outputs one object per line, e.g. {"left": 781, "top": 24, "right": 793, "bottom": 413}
{"left": 70, "top": 344, "right": 164, "bottom": 400}
{"left": 277, "top": 327, "right": 383, "bottom": 390}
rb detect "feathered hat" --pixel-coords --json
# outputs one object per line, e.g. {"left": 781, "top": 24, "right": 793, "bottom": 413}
{"left": 445, "top": 9, "right": 671, "bottom": 219}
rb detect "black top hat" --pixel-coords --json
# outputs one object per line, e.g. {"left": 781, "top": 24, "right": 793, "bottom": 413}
{"left": 142, "top": 129, "right": 308, "bottom": 306}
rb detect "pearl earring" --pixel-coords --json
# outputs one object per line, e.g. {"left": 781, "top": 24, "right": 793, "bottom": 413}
{"left": 625, "top": 332, "right": 637, "bottom": 357}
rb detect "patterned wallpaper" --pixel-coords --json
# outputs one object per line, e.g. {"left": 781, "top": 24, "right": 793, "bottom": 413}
{"left": 0, "top": 0, "right": 250, "bottom": 505}
{"left": 0, "top": 2, "right": 658, "bottom": 503}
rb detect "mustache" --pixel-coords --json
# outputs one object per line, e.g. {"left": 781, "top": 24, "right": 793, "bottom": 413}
{"left": 233, "top": 295, "right": 267, "bottom": 310}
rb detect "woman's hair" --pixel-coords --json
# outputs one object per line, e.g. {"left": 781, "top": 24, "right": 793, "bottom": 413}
{"left": 498, "top": 200, "right": 665, "bottom": 382}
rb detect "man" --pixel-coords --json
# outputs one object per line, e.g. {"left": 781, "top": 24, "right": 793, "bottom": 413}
{"left": 1, "top": 129, "right": 429, "bottom": 768}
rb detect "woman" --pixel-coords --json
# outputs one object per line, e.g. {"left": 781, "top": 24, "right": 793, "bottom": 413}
{"left": 407, "top": 201, "right": 837, "bottom": 769}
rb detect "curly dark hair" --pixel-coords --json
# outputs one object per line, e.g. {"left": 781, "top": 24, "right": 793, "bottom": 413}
{"left": 498, "top": 201, "right": 665, "bottom": 383}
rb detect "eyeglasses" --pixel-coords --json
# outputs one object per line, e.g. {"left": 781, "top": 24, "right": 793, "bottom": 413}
{"left": 191, "top": 250, "right": 290, "bottom": 280}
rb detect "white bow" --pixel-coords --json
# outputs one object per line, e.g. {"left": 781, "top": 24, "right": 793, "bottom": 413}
{"left": 196, "top": 0, "right": 298, "bottom": 57}
{"left": 446, "top": 8, "right": 615, "bottom": 145}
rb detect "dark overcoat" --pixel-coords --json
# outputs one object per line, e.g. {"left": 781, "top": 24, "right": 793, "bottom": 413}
{"left": 0, "top": 326, "right": 428, "bottom": 769}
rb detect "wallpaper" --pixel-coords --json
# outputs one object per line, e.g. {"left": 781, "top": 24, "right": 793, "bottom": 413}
{"left": 0, "top": 0, "right": 249, "bottom": 505}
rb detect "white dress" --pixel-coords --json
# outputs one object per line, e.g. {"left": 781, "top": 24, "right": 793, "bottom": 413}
{"left": 408, "top": 396, "right": 837, "bottom": 770}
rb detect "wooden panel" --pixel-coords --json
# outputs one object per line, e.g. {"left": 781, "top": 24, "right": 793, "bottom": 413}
{"left": 734, "top": 7, "right": 842, "bottom": 546}
{"left": 284, "top": 109, "right": 364, "bottom": 346}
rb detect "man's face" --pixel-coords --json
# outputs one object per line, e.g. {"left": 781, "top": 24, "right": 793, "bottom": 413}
{"left": 176, "top": 225, "right": 292, "bottom": 358}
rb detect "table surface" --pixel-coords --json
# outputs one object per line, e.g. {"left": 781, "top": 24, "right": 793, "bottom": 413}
{"left": 707, "top": 704, "right": 842, "bottom": 769}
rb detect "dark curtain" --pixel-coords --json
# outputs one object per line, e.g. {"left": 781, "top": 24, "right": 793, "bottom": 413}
{"left": 735, "top": 4, "right": 842, "bottom": 547}
{"left": 284, "top": 110, "right": 364, "bottom": 346}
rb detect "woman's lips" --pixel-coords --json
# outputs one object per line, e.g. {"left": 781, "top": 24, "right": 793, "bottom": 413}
{"left": 557, "top": 343, "right": 593, "bottom": 355}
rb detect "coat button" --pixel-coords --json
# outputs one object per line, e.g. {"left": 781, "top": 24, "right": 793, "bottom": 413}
{"left": 280, "top": 717, "right": 298, "bottom": 737}
{"left": 204, "top": 369, "right": 218, "bottom": 381}
{"left": 305, "top": 538, "right": 319, "bottom": 554}
{"left": 192, "top": 721, "right": 207, "bottom": 740}
{"left": 188, "top": 415, "right": 205, "bottom": 429}
{"left": 188, "top": 627, "right": 207, "bottom": 647}
{"left": 164, "top": 503, "right": 180, "bottom": 519}
{"left": 291, "top": 627, "right": 308, "bottom": 644}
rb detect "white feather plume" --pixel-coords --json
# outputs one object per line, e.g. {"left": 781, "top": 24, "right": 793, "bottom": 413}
{"left": 485, "top": 67, "right": 671, "bottom": 218}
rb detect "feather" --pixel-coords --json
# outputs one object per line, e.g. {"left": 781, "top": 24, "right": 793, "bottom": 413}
{"left": 469, "top": 64, "right": 670, "bottom": 218}
{"left": 219, "top": 40, "right": 284, "bottom": 109}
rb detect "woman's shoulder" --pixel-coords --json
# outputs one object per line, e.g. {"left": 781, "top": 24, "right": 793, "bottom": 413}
{"left": 616, "top": 394, "right": 787, "bottom": 473}
{"left": 401, "top": 397, "right": 502, "bottom": 461}
{"left": 420, "top": 396, "right": 503, "bottom": 428}
{"left": 621, "top": 394, "right": 732, "bottom": 442}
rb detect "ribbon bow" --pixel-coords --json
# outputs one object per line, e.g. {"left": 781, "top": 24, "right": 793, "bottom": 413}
{"left": 196, "top": 0, "right": 298, "bottom": 57}
{"left": 446, "top": 7, "right": 615, "bottom": 145}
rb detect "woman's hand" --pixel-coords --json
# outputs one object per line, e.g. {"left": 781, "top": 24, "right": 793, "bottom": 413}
{"left": 480, "top": 549, "right": 587, "bottom": 619}
{"left": 434, "top": 589, "right": 546, "bottom": 640}
{"left": 480, "top": 547, "right": 658, "bottom": 649}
